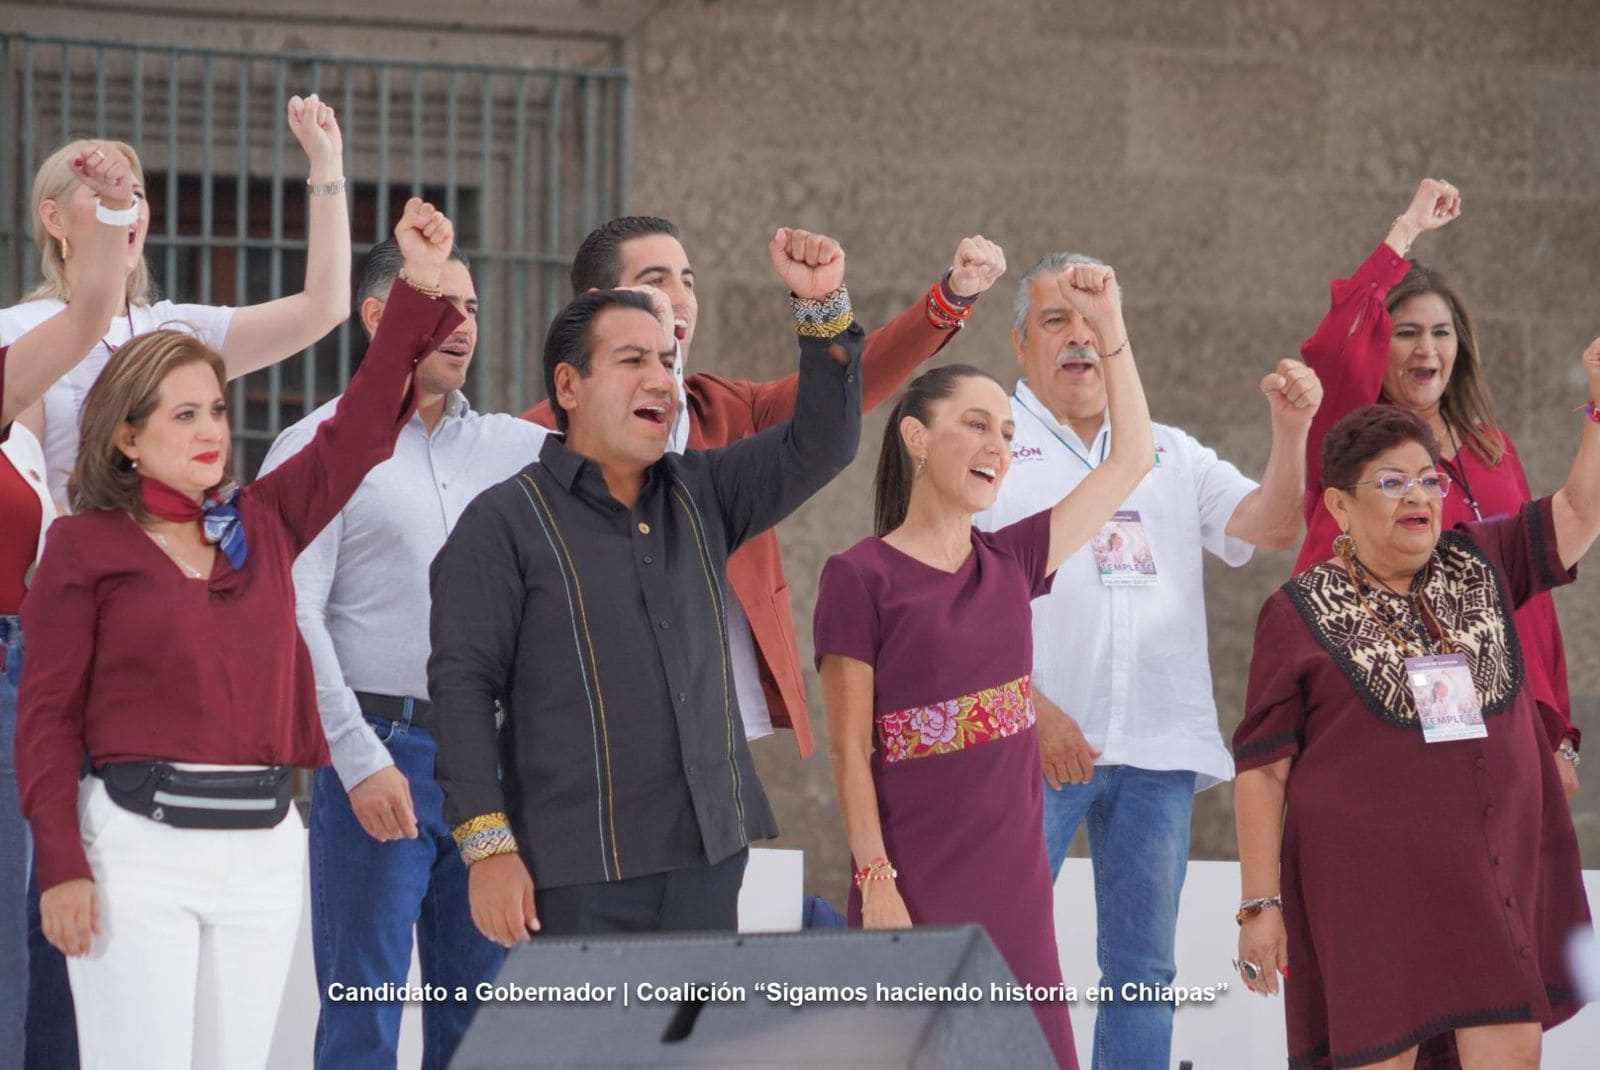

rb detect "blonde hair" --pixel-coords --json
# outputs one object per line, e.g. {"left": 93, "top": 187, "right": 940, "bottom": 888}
{"left": 25, "top": 138, "right": 154, "bottom": 306}
{"left": 70, "top": 330, "right": 227, "bottom": 521}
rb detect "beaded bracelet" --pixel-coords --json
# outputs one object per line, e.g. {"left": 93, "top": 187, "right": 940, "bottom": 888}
{"left": 453, "top": 811, "right": 520, "bottom": 865}
{"left": 791, "top": 285, "right": 854, "bottom": 339}
{"left": 854, "top": 856, "right": 897, "bottom": 889}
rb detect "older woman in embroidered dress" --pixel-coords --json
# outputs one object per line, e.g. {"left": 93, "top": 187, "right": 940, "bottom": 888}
{"left": 814, "top": 263, "right": 1154, "bottom": 1069}
{"left": 1234, "top": 396, "right": 1599, "bottom": 1070}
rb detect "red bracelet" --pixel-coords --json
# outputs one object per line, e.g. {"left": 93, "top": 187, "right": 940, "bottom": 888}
{"left": 925, "top": 288, "right": 971, "bottom": 330}
{"left": 854, "top": 856, "right": 898, "bottom": 888}
{"left": 1586, "top": 401, "right": 1600, "bottom": 425}
{"left": 928, "top": 281, "right": 972, "bottom": 321}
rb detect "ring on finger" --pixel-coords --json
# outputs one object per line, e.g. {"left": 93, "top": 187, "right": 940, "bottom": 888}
{"left": 89, "top": 148, "right": 106, "bottom": 165}
{"left": 1232, "top": 958, "right": 1261, "bottom": 982}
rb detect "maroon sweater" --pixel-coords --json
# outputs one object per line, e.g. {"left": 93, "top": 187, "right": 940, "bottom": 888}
{"left": 18, "top": 283, "right": 460, "bottom": 890}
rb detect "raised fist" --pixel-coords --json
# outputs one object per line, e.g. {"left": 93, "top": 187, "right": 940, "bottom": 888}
{"left": 287, "top": 93, "right": 343, "bottom": 169}
{"left": 394, "top": 198, "right": 454, "bottom": 285}
{"left": 767, "top": 227, "right": 845, "bottom": 300}
{"left": 1260, "top": 358, "right": 1323, "bottom": 430}
{"left": 948, "top": 235, "right": 1006, "bottom": 298}
{"left": 71, "top": 143, "right": 136, "bottom": 211}
{"left": 1055, "top": 263, "right": 1122, "bottom": 330}
{"left": 1582, "top": 337, "right": 1600, "bottom": 395}
{"left": 1399, "top": 178, "right": 1461, "bottom": 233}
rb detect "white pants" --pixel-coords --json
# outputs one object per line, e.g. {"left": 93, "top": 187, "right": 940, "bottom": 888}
{"left": 67, "top": 775, "right": 307, "bottom": 1070}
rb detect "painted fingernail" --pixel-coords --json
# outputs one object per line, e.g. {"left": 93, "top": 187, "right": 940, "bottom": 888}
{"left": 1281, "top": 967, "right": 1289, "bottom": 978}
{"left": 73, "top": 157, "right": 83, "bottom": 167}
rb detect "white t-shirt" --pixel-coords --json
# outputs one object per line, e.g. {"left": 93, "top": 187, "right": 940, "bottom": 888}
{"left": 0, "top": 298, "right": 235, "bottom": 506}
{"left": 974, "top": 381, "right": 1258, "bottom": 791}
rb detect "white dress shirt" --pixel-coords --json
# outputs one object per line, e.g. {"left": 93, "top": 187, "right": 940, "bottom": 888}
{"left": 260, "top": 391, "right": 549, "bottom": 789}
{"left": 974, "top": 381, "right": 1257, "bottom": 790}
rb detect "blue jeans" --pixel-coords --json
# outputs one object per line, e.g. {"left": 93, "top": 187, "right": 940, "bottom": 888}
{"left": 1043, "top": 765, "right": 1196, "bottom": 1070}
{"left": 310, "top": 712, "right": 503, "bottom": 1070}
{"left": 0, "top": 618, "right": 77, "bottom": 1069}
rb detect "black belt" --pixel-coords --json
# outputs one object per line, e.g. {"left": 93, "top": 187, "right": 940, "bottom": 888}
{"left": 354, "top": 690, "right": 431, "bottom": 729}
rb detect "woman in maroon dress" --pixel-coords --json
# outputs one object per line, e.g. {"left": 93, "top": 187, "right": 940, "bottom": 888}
{"left": 1294, "top": 177, "right": 1580, "bottom": 789}
{"left": 814, "top": 263, "right": 1153, "bottom": 1069}
{"left": 1235, "top": 399, "right": 1597, "bottom": 1070}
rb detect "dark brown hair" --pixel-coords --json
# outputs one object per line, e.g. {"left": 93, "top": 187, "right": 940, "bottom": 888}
{"left": 70, "top": 330, "right": 228, "bottom": 521}
{"left": 1384, "top": 262, "right": 1503, "bottom": 466}
{"left": 873, "top": 364, "right": 1002, "bottom": 537}
{"left": 570, "top": 216, "right": 680, "bottom": 294}
{"left": 1321, "top": 404, "right": 1441, "bottom": 493}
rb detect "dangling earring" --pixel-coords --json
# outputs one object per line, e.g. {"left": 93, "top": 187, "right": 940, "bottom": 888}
{"left": 60, "top": 236, "right": 71, "bottom": 260}
{"left": 131, "top": 459, "right": 138, "bottom": 470}
{"left": 914, "top": 456, "right": 927, "bottom": 478}
{"left": 1332, "top": 531, "right": 1355, "bottom": 563}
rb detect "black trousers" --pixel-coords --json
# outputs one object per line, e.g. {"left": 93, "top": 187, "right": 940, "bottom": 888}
{"left": 535, "top": 849, "right": 749, "bottom": 935}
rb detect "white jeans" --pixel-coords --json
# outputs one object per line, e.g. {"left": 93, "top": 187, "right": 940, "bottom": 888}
{"left": 67, "top": 775, "right": 307, "bottom": 1070}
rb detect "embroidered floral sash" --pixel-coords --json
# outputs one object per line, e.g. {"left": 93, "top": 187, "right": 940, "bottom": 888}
{"left": 877, "top": 674, "right": 1036, "bottom": 764}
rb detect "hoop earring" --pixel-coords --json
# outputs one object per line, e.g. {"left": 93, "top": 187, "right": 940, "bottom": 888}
{"left": 1332, "top": 532, "right": 1355, "bottom": 563}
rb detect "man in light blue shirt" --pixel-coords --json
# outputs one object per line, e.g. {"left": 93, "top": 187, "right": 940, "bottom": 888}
{"left": 260, "top": 239, "right": 548, "bottom": 1070}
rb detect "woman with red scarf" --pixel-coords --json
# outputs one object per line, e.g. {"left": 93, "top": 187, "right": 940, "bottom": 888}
{"left": 15, "top": 199, "right": 458, "bottom": 1070}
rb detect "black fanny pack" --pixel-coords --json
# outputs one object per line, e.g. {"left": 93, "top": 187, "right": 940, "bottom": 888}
{"left": 98, "top": 762, "right": 292, "bottom": 830}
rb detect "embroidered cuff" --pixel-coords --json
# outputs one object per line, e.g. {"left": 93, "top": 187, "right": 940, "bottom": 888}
{"left": 452, "top": 811, "right": 519, "bottom": 866}
{"left": 791, "top": 285, "right": 854, "bottom": 339}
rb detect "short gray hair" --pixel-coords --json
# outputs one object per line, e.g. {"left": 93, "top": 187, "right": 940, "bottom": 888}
{"left": 1011, "top": 251, "right": 1109, "bottom": 338}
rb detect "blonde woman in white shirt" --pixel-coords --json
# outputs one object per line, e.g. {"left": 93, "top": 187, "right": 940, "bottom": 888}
{"left": 2, "top": 93, "right": 351, "bottom": 505}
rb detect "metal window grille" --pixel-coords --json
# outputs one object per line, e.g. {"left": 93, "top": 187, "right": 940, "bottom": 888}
{"left": 0, "top": 32, "right": 632, "bottom": 476}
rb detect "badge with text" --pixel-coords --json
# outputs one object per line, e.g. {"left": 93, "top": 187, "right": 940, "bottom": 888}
{"left": 1406, "top": 653, "right": 1486, "bottom": 742}
{"left": 1090, "top": 511, "right": 1158, "bottom": 586}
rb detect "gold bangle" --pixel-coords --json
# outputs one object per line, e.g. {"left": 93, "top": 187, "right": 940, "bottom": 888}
{"left": 399, "top": 269, "right": 443, "bottom": 299}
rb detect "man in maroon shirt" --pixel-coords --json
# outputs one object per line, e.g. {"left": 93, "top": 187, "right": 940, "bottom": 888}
{"left": 523, "top": 220, "right": 1007, "bottom": 758}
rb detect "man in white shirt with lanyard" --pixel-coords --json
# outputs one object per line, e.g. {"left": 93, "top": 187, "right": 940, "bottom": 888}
{"left": 976, "top": 251, "right": 1321, "bottom": 1070}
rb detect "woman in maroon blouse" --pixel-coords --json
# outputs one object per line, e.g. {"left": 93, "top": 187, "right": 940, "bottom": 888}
{"left": 15, "top": 199, "right": 458, "bottom": 1070}
{"left": 815, "top": 263, "right": 1153, "bottom": 1068}
{"left": 1294, "top": 177, "right": 1580, "bottom": 793}
{"left": 1235, "top": 399, "right": 1597, "bottom": 1070}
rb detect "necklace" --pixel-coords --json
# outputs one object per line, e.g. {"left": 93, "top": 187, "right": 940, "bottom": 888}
{"left": 1340, "top": 553, "right": 1453, "bottom": 657}
{"left": 151, "top": 530, "right": 206, "bottom": 579}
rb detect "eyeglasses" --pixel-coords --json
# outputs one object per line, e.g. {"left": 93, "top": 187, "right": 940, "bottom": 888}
{"left": 1347, "top": 472, "right": 1452, "bottom": 499}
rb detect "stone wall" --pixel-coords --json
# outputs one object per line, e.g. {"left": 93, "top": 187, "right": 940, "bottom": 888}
{"left": 623, "top": 0, "right": 1600, "bottom": 900}
{"left": 10, "top": 0, "right": 1596, "bottom": 903}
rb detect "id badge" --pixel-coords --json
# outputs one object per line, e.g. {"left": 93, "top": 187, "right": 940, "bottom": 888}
{"left": 1406, "top": 652, "right": 1486, "bottom": 743}
{"left": 1090, "top": 510, "right": 1158, "bottom": 587}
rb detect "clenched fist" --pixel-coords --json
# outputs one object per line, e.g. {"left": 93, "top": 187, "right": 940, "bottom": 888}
{"left": 1399, "top": 178, "right": 1461, "bottom": 233}
{"left": 768, "top": 227, "right": 845, "bottom": 299}
{"left": 1260, "top": 358, "right": 1323, "bottom": 432}
{"left": 395, "top": 198, "right": 455, "bottom": 289}
{"left": 948, "top": 235, "right": 1006, "bottom": 298}
{"left": 1055, "top": 263, "right": 1123, "bottom": 339}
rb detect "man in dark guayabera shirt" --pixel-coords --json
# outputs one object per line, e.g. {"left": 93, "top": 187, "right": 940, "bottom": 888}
{"left": 427, "top": 239, "right": 863, "bottom": 941}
